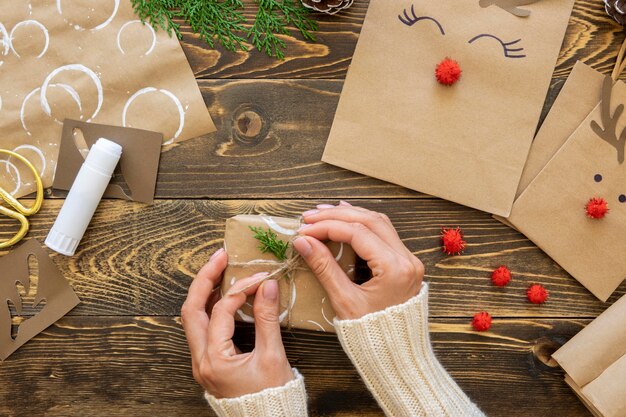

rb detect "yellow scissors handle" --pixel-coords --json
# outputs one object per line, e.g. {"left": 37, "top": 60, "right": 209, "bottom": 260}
{"left": 0, "top": 149, "right": 44, "bottom": 249}
{"left": 0, "top": 205, "right": 29, "bottom": 248}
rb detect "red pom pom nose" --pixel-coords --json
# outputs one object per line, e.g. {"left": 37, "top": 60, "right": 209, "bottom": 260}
{"left": 435, "top": 58, "right": 462, "bottom": 86}
{"left": 585, "top": 197, "right": 609, "bottom": 219}
{"left": 472, "top": 311, "right": 492, "bottom": 331}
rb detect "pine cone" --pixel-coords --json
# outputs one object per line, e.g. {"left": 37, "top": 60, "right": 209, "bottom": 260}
{"left": 301, "top": 0, "right": 353, "bottom": 15}
{"left": 605, "top": 0, "right": 626, "bottom": 25}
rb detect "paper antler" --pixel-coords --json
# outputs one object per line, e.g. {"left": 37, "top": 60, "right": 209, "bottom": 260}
{"left": 479, "top": 0, "right": 541, "bottom": 17}
{"left": 591, "top": 76, "right": 626, "bottom": 164}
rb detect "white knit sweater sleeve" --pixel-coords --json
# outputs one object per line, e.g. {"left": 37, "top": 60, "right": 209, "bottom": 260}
{"left": 204, "top": 369, "right": 308, "bottom": 417}
{"left": 334, "top": 283, "right": 485, "bottom": 417}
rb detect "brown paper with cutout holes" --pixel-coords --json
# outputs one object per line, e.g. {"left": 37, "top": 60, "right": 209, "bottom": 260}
{"left": 553, "top": 294, "right": 626, "bottom": 417}
{"left": 220, "top": 215, "right": 357, "bottom": 333}
{"left": 322, "top": 0, "right": 574, "bottom": 217}
{"left": 52, "top": 119, "right": 163, "bottom": 204}
{"left": 0, "top": 0, "right": 215, "bottom": 199}
{"left": 507, "top": 77, "right": 626, "bottom": 302}
{"left": 0, "top": 239, "right": 80, "bottom": 360}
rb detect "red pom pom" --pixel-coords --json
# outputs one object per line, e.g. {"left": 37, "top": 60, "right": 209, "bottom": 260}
{"left": 527, "top": 284, "right": 549, "bottom": 304}
{"left": 435, "top": 58, "right": 462, "bottom": 86}
{"left": 441, "top": 227, "right": 466, "bottom": 255}
{"left": 491, "top": 266, "right": 511, "bottom": 287}
{"left": 585, "top": 197, "right": 609, "bottom": 219}
{"left": 472, "top": 311, "right": 492, "bottom": 332}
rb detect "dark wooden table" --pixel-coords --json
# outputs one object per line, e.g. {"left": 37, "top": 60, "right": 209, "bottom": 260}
{"left": 1, "top": 1, "right": 625, "bottom": 415}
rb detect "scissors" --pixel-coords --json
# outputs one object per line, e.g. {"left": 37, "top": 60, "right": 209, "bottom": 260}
{"left": 0, "top": 149, "right": 44, "bottom": 249}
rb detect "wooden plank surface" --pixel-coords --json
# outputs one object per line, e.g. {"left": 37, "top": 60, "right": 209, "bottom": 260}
{"left": 2, "top": 0, "right": 621, "bottom": 415}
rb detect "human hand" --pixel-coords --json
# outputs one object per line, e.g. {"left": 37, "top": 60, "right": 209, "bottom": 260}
{"left": 293, "top": 203, "right": 424, "bottom": 320}
{"left": 181, "top": 248, "right": 294, "bottom": 398}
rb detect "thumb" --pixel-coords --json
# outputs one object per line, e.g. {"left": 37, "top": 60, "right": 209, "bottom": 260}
{"left": 253, "top": 279, "right": 284, "bottom": 353}
{"left": 293, "top": 236, "right": 357, "bottom": 316}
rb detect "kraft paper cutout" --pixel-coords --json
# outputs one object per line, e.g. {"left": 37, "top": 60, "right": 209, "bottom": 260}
{"left": 0, "top": 239, "right": 80, "bottom": 360}
{"left": 322, "top": 0, "right": 575, "bottom": 217}
{"left": 553, "top": 294, "right": 626, "bottom": 417}
{"left": 0, "top": 0, "right": 216, "bottom": 200}
{"left": 52, "top": 119, "right": 163, "bottom": 204}
{"left": 508, "top": 79, "right": 626, "bottom": 301}
{"left": 479, "top": 0, "right": 541, "bottom": 17}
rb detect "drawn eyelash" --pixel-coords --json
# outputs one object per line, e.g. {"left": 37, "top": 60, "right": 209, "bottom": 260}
{"left": 398, "top": 5, "right": 445, "bottom": 35}
{"left": 468, "top": 34, "right": 526, "bottom": 59}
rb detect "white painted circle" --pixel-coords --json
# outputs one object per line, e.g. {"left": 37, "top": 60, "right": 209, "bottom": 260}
{"left": 122, "top": 87, "right": 185, "bottom": 145}
{"left": 0, "top": 23, "right": 9, "bottom": 56}
{"left": 9, "top": 20, "right": 49, "bottom": 58}
{"left": 117, "top": 20, "right": 156, "bottom": 56}
{"left": 0, "top": 160, "right": 21, "bottom": 196}
{"left": 40, "top": 64, "right": 102, "bottom": 121}
{"left": 11, "top": 145, "right": 47, "bottom": 177}
{"left": 56, "top": 0, "right": 120, "bottom": 31}
{"left": 21, "top": 83, "right": 83, "bottom": 135}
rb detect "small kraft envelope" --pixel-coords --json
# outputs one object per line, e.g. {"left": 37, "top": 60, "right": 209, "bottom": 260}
{"left": 220, "top": 215, "right": 357, "bottom": 333}
{"left": 322, "top": 0, "right": 575, "bottom": 217}
{"left": 552, "top": 294, "right": 626, "bottom": 417}
{"left": 507, "top": 75, "right": 626, "bottom": 302}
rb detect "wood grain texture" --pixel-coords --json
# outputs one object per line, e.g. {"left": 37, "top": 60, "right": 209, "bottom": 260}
{"left": 2, "top": 199, "right": 622, "bottom": 318}
{"left": 0, "top": 317, "right": 591, "bottom": 417}
{"left": 179, "top": 0, "right": 625, "bottom": 80}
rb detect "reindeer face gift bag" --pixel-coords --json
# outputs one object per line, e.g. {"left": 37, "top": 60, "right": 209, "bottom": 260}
{"left": 508, "top": 76, "right": 626, "bottom": 302}
{"left": 322, "top": 0, "right": 575, "bottom": 216}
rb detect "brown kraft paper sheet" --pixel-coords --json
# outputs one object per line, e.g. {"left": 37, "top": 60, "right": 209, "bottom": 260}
{"left": 221, "top": 215, "right": 357, "bottom": 333}
{"left": 322, "top": 0, "right": 575, "bottom": 217}
{"left": 508, "top": 79, "right": 626, "bottom": 302}
{"left": 0, "top": 0, "right": 216, "bottom": 198}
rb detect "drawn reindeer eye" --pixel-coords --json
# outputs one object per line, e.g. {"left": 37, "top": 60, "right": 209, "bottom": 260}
{"left": 468, "top": 34, "right": 525, "bottom": 59}
{"left": 398, "top": 5, "right": 445, "bottom": 35}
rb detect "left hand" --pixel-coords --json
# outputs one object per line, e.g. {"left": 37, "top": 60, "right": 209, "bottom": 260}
{"left": 181, "top": 248, "right": 295, "bottom": 399}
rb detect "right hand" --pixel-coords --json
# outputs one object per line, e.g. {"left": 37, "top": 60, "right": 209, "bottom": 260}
{"left": 293, "top": 202, "right": 424, "bottom": 320}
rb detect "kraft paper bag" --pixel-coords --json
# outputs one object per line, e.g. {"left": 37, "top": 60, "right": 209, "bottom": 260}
{"left": 508, "top": 77, "right": 626, "bottom": 301}
{"left": 0, "top": 0, "right": 216, "bottom": 199}
{"left": 220, "top": 215, "right": 357, "bottom": 333}
{"left": 322, "top": 0, "right": 574, "bottom": 217}
{"left": 553, "top": 294, "right": 626, "bottom": 417}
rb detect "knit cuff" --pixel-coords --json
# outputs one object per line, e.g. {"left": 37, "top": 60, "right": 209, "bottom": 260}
{"left": 204, "top": 369, "right": 308, "bottom": 417}
{"left": 335, "top": 283, "right": 484, "bottom": 417}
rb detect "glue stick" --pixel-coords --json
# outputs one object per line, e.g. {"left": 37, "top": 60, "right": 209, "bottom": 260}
{"left": 45, "top": 138, "right": 122, "bottom": 256}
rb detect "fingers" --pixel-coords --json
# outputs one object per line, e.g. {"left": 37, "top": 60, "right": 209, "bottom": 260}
{"left": 298, "top": 219, "right": 398, "bottom": 267}
{"left": 293, "top": 235, "right": 358, "bottom": 314}
{"left": 182, "top": 248, "right": 227, "bottom": 359}
{"left": 303, "top": 206, "right": 407, "bottom": 255}
{"left": 207, "top": 272, "right": 267, "bottom": 352}
{"left": 252, "top": 280, "right": 285, "bottom": 353}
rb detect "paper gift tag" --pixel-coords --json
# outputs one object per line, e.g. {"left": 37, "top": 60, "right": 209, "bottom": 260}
{"left": 0, "top": 0, "right": 216, "bottom": 199}
{"left": 0, "top": 240, "right": 80, "bottom": 360}
{"left": 508, "top": 78, "right": 626, "bottom": 301}
{"left": 52, "top": 119, "right": 163, "bottom": 204}
{"left": 322, "top": 0, "right": 574, "bottom": 216}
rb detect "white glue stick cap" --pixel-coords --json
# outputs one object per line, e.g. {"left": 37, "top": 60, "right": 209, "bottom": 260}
{"left": 45, "top": 138, "right": 122, "bottom": 256}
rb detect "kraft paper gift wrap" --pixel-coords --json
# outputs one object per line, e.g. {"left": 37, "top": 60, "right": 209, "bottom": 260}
{"left": 507, "top": 75, "right": 626, "bottom": 302}
{"left": 322, "top": 0, "right": 575, "bottom": 217}
{"left": 552, "top": 294, "right": 626, "bottom": 417}
{"left": 0, "top": 0, "right": 216, "bottom": 199}
{"left": 221, "top": 215, "right": 357, "bottom": 333}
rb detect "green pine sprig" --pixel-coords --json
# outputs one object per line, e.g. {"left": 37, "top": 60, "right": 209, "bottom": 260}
{"left": 249, "top": 226, "right": 289, "bottom": 261}
{"left": 131, "top": 0, "right": 317, "bottom": 59}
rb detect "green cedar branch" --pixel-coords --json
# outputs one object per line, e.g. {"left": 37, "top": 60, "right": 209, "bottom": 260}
{"left": 131, "top": 0, "right": 317, "bottom": 59}
{"left": 249, "top": 226, "right": 289, "bottom": 261}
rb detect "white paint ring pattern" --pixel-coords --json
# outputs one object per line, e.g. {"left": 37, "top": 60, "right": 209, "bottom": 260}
{"left": 0, "top": 23, "right": 9, "bottom": 56}
{"left": 9, "top": 20, "right": 49, "bottom": 58}
{"left": 263, "top": 216, "right": 297, "bottom": 236}
{"left": 123, "top": 87, "right": 185, "bottom": 145}
{"left": 117, "top": 20, "right": 156, "bottom": 56}
{"left": 0, "top": 160, "right": 21, "bottom": 195}
{"left": 11, "top": 145, "right": 46, "bottom": 177}
{"left": 40, "top": 65, "right": 102, "bottom": 122}
{"left": 21, "top": 83, "right": 83, "bottom": 135}
{"left": 56, "top": 0, "right": 120, "bottom": 31}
